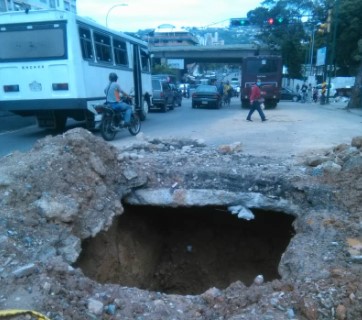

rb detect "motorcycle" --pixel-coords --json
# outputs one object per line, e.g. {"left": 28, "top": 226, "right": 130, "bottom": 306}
{"left": 96, "top": 97, "right": 141, "bottom": 141}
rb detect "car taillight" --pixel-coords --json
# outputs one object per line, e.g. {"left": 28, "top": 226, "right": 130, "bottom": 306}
{"left": 52, "top": 83, "right": 69, "bottom": 91}
{"left": 3, "top": 85, "right": 19, "bottom": 92}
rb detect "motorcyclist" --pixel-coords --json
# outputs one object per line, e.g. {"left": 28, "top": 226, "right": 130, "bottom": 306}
{"left": 104, "top": 72, "right": 132, "bottom": 126}
{"left": 223, "top": 81, "right": 232, "bottom": 105}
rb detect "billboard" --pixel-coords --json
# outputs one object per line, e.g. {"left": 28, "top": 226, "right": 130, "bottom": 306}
{"left": 316, "top": 47, "right": 327, "bottom": 66}
{"left": 167, "top": 59, "right": 184, "bottom": 70}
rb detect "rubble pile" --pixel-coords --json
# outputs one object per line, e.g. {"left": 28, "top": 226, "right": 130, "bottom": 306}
{"left": 0, "top": 128, "right": 361, "bottom": 319}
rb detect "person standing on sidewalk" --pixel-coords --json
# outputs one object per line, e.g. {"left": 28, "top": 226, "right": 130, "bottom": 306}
{"left": 307, "top": 83, "right": 313, "bottom": 102}
{"left": 246, "top": 79, "right": 267, "bottom": 122}
{"left": 301, "top": 82, "right": 308, "bottom": 103}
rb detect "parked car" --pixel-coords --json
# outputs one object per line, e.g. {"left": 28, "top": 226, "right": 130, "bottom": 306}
{"left": 280, "top": 87, "right": 301, "bottom": 102}
{"left": 191, "top": 85, "right": 222, "bottom": 109}
{"left": 151, "top": 78, "right": 176, "bottom": 112}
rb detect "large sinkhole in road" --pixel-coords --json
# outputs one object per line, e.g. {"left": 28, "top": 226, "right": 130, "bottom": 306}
{"left": 75, "top": 205, "right": 295, "bottom": 295}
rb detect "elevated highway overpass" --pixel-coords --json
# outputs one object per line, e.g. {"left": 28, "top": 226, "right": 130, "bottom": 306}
{"left": 149, "top": 44, "right": 277, "bottom": 64}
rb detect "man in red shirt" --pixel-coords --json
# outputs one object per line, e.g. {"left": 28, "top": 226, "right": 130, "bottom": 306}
{"left": 246, "top": 79, "right": 267, "bottom": 122}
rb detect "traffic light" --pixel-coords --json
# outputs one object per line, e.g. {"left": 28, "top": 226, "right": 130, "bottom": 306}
{"left": 317, "top": 9, "right": 332, "bottom": 34}
{"left": 317, "top": 23, "right": 329, "bottom": 34}
{"left": 276, "top": 16, "right": 285, "bottom": 24}
{"left": 266, "top": 16, "right": 287, "bottom": 26}
{"left": 230, "top": 18, "right": 250, "bottom": 27}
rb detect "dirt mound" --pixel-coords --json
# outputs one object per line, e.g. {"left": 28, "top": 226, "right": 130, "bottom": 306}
{"left": 0, "top": 128, "right": 361, "bottom": 320}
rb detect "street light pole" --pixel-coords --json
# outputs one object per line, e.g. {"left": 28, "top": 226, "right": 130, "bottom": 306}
{"left": 105, "top": 3, "right": 128, "bottom": 28}
{"left": 309, "top": 25, "right": 318, "bottom": 76}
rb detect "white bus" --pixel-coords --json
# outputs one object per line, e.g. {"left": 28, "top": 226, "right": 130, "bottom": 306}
{"left": 0, "top": 9, "right": 152, "bottom": 130}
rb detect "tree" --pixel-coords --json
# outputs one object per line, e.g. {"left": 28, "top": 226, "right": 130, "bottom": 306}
{"left": 348, "top": 39, "right": 362, "bottom": 108}
{"left": 334, "top": 0, "right": 362, "bottom": 76}
{"left": 247, "top": 0, "right": 362, "bottom": 107}
{"left": 247, "top": 1, "right": 312, "bottom": 79}
{"left": 329, "top": 0, "right": 362, "bottom": 107}
{"left": 152, "top": 64, "right": 177, "bottom": 75}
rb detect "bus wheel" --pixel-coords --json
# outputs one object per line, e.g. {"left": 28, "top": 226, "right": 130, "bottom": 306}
{"left": 139, "top": 99, "right": 149, "bottom": 121}
{"left": 54, "top": 113, "right": 67, "bottom": 132}
{"left": 85, "top": 111, "right": 95, "bottom": 130}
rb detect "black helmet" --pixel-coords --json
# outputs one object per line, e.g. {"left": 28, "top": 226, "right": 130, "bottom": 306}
{"left": 109, "top": 72, "right": 118, "bottom": 82}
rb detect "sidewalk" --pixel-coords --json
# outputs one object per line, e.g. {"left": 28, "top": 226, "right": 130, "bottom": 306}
{"left": 317, "top": 100, "right": 362, "bottom": 117}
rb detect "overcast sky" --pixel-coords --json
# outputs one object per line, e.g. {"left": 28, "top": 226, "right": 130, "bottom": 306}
{"left": 77, "top": 0, "right": 263, "bottom": 32}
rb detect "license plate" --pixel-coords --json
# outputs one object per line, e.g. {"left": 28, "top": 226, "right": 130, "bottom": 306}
{"left": 202, "top": 101, "right": 208, "bottom": 104}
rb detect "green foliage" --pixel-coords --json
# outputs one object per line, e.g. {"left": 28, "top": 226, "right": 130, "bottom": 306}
{"left": 335, "top": 0, "right": 362, "bottom": 75}
{"left": 248, "top": 1, "right": 310, "bottom": 79}
{"left": 246, "top": 0, "right": 361, "bottom": 79}
{"left": 281, "top": 40, "right": 305, "bottom": 79}
{"left": 152, "top": 64, "right": 177, "bottom": 75}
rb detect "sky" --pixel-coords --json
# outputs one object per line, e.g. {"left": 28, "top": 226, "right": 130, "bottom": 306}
{"left": 76, "top": 0, "right": 263, "bottom": 32}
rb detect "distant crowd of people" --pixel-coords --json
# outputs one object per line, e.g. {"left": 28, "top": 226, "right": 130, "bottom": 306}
{"left": 295, "top": 82, "right": 322, "bottom": 103}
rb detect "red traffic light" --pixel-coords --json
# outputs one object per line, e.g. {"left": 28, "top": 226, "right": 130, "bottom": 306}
{"left": 267, "top": 18, "right": 274, "bottom": 25}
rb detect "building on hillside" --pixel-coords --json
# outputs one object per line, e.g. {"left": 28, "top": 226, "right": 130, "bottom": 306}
{"left": 147, "top": 24, "right": 199, "bottom": 47}
{"left": 0, "top": 0, "right": 76, "bottom": 12}
{"left": 198, "top": 31, "right": 224, "bottom": 46}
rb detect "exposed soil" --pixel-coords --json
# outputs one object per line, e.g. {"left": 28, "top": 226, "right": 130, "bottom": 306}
{"left": 0, "top": 128, "right": 362, "bottom": 320}
{"left": 75, "top": 207, "right": 295, "bottom": 295}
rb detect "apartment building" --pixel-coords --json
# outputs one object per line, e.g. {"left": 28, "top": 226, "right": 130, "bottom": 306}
{"left": 0, "top": 0, "right": 76, "bottom": 12}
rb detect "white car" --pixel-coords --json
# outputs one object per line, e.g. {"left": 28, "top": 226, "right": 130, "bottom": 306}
{"left": 230, "top": 80, "right": 240, "bottom": 97}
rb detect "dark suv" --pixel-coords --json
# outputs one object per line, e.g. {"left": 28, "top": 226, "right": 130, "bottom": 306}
{"left": 152, "top": 75, "right": 182, "bottom": 105}
{"left": 151, "top": 78, "right": 175, "bottom": 112}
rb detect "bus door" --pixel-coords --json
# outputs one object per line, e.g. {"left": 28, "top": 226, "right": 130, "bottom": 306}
{"left": 132, "top": 44, "right": 142, "bottom": 116}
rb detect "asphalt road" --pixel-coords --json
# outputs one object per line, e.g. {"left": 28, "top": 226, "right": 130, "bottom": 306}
{"left": 111, "top": 97, "right": 362, "bottom": 160}
{"left": 1, "top": 98, "right": 361, "bottom": 159}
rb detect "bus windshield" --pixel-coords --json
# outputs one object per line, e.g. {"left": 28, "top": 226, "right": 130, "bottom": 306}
{"left": 245, "top": 59, "right": 279, "bottom": 74}
{"left": 0, "top": 23, "right": 67, "bottom": 62}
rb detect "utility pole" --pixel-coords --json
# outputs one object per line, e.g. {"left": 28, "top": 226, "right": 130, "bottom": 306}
{"left": 326, "top": 0, "right": 340, "bottom": 104}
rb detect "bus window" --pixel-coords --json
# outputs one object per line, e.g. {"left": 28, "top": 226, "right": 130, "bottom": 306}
{"left": 79, "top": 27, "right": 93, "bottom": 60}
{"left": 246, "top": 59, "right": 278, "bottom": 74}
{"left": 0, "top": 23, "right": 66, "bottom": 62}
{"left": 259, "top": 59, "right": 278, "bottom": 73}
{"left": 93, "top": 32, "right": 112, "bottom": 63}
{"left": 113, "top": 39, "right": 128, "bottom": 66}
{"left": 141, "top": 49, "right": 150, "bottom": 72}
